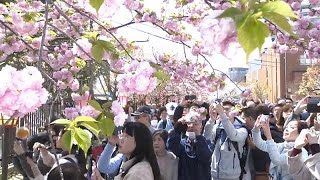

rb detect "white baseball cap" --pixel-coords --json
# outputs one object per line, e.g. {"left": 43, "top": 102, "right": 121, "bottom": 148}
{"left": 166, "top": 102, "right": 178, "bottom": 116}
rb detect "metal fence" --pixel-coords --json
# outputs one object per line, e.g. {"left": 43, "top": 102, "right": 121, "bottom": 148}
{"left": 18, "top": 102, "right": 63, "bottom": 136}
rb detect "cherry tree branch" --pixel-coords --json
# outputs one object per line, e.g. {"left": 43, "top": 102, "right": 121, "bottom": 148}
{"left": 0, "top": 17, "right": 57, "bottom": 87}
{"left": 109, "top": 20, "right": 136, "bottom": 31}
{"left": 48, "top": 23, "right": 96, "bottom": 61}
{"left": 135, "top": 11, "right": 243, "bottom": 91}
{"left": 38, "top": 0, "right": 50, "bottom": 69}
{"left": 52, "top": 2, "right": 81, "bottom": 34}
{"left": 0, "top": 20, "right": 34, "bottom": 50}
{"left": 204, "top": 0, "right": 215, "bottom": 10}
{"left": 60, "top": 0, "right": 135, "bottom": 60}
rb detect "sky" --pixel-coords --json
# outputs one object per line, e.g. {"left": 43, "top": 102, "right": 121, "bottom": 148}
{"left": 95, "top": 0, "right": 277, "bottom": 96}
{"left": 110, "top": 0, "right": 259, "bottom": 73}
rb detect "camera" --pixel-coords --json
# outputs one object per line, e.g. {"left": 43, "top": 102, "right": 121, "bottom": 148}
{"left": 307, "top": 96, "right": 320, "bottom": 113}
{"left": 185, "top": 95, "right": 197, "bottom": 101}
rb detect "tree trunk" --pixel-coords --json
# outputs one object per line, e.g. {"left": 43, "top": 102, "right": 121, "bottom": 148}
{"left": 1, "top": 127, "right": 15, "bottom": 180}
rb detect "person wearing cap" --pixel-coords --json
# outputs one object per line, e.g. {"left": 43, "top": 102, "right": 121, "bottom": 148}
{"left": 132, "top": 105, "right": 157, "bottom": 133}
{"left": 168, "top": 112, "right": 212, "bottom": 180}
{"left": 157, "top": 107, "right": 174, "bottom": 132}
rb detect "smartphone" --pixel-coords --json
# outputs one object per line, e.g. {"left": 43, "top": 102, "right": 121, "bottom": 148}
{"left": 307, "top": 97, "right": 320, "bottom": 113}
{"left": 260, "top": 114, "right": 269, "bottom": 123}
{"left": 189, "top": 95, "right": 197, "bottom": 100}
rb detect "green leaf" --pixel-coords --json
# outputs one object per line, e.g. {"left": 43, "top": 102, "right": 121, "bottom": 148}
{"left": 61, "top": 130, "right": 74, "bottom": 152}
{"left": 153, "top": 71, "right": 170, "bottom": 81}
{"left": 88, "top": 100, "right": 103, "bottom": 112}
{"left": 80, "top": 121, "right": 100, "bottom": 138}
{"left": 22, "top": 12, "right": 39, "bottom": 22}
{"left": 74, "top": 116, "right": 97, "bottom": 123}
{"left": 50, "top": 119, "right": 71, "bottom": 126}
{"left": 105, "top": 111, "right": 115, "bottom": 119}
{"left": 238, "top": 16, "right": 270, "bottom": 60}
{"left": 217, "top": 7, "right": 242, "bottom": 19}
{"left": 74, "top": 128, "right": 91, "bottom": 156}
{"left": 97, "top": 40, "right": 116, "bottom": 53}
{"left": 102, "top": 102, "right": 112, "bottom": 111}
{"left": 83, "top": 32, "right": 99, "bottom": 39}
{"left": 75, "top": 57, "right": 86, "bottom": 69}
{"left": 111, "top": 53, "right": 120, "bottom": 60}
{"left": 91, "top": 45, "right": 104, "bottom": 61}
{"left": 260, "top": 1, "right": 298, "bottom": 19}
{"left": 262, "top": 12, "right": 295, "bottom": 36}
{"left": 99, "top": 115, "right": 115, "bottom": 137}
{"left": 89, "top": 0, "right": 104, "bottom": 13}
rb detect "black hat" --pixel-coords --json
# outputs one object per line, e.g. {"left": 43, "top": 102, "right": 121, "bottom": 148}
{"left": 131, "top": 106, "right": 152, "bottom": 116}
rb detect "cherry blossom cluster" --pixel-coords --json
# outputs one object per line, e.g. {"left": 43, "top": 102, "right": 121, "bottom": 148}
{"left": 270, "top": 0, "right": 320, "bottom": 59}
{"left": 64, "top": 91, "right": 99, "bottom": 119}
{"left": 116, "top": 61, "right": 157, "bottom": 94}
{"left": 0, "top": 65, "right": 49, "bottom": 118}
{"left": 111, "top": 101, "right": 126, "bottom": 127}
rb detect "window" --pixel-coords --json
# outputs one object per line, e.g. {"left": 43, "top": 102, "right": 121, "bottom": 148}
{"left": 299, "top": 54, "right": 317, "bottom": 65}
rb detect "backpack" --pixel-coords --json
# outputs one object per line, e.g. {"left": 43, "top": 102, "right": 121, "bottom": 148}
{"left": 213, "top": 117, "right": 249, "bottom": 180}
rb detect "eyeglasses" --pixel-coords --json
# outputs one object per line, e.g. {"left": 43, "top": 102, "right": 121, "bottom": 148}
{"left": 118, "top": 133, "right": 133, "bottom": 140}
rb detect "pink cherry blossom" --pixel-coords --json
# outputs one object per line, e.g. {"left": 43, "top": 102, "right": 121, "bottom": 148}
{"left": 65, "top": 107, "right": 80, "bottom": 120}
{"left": 80, "top": 105, "right": 99, "bottom": 118}
{"left": 114, "top": 112, "right": 127, "bottom": 127}
{"left": 0, "top": 65, "right": 48, "bottom": 118}
{"left": 111, "top": 101, "right": 124, "bottom": 115}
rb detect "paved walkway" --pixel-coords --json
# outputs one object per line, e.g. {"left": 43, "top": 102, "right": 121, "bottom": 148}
{"left": 0, "top": 163, "right": 24, "bottom": 180}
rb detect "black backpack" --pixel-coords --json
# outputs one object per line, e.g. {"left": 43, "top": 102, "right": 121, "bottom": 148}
{"left": 213, "top": 118, "right": 249, "bottom": 180}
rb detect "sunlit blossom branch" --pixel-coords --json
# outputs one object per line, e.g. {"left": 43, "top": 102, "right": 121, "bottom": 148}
{"left": 265, "top": 20, "right": 314, "bottom": 53}
{"left": 138, "top": 13, "right": 243, "bottom": 91}
{"left": 60, "top": 0, "right": 135, "bottom": 60}
{"left": 0, "top": 18, "right": 58, "bottom": 87}
{"left": 48, "top": 23, "right": 96, "bottom": 61}
{"left": 52, "top": 2, "right": 81, "bottom": 35}
{"left": 39, "top": 68, "right": 58, "bottom": 86}
{"left": 38, "top": 0, "right": 50, "bottom": 69}
{"left": 0, "top": 20, "right": 34, "bottom": 50}
{"left": 109, "top": 20, "right": 136, "bottom": 31}
{"left": 204, "top": 0, "right": 216, "bottom": 10}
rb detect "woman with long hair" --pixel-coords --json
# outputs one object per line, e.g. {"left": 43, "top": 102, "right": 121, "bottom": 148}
{"left": 95, "top": 122, "right": 160, "bottom": 180}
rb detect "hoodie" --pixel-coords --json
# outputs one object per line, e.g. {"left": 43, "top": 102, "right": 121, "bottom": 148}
{"left": 210, "top": 114, "right": 248, "bottom": 179}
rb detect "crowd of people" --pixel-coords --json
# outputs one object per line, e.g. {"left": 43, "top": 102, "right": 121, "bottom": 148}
{"left": 11, "top": 95, "right": 320, "bottom": 180}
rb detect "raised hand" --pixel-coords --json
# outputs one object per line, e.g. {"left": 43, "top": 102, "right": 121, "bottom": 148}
{"left": 91, "top": 161, "right": 105, "bottom": 180}
{"left": 294, "top": 129, "right": 309, "bottom": 149}
{"left": 253, "top": 116, "right": 263, "bottom": 130}
{"left": 108, "top": 135, "right": 119, "bottom": 146}
{"left": 13, "top": 141, "right": 25, "bottom": 155}
{"left": 307, "top": 128, "right": 320, "bottom": 145}
{"left": 261, "top": 118, "right": 272, "bottom": 140}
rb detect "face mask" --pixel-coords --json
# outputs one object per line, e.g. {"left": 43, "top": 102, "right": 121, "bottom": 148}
{"left": 186, "top": 131, "right": 196, "bottom": 140}
{"left": 151, "top": 120, "right": 158, "bottom": 127}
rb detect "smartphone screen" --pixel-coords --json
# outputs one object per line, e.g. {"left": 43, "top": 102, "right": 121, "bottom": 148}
{"left": 307, "top": 97, "right": 320, "bottom": 113}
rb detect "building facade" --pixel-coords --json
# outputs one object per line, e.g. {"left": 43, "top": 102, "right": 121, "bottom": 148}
{"left": 228, "top": 67, "right": 248, "bottom": 83}
{"left": 246, "top": 49, "right": 309, "bottom": 102}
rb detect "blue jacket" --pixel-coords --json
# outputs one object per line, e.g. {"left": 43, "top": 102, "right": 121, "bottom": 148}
{"left": 168, "top": 132, "right": 212, "bottom": 180}
{"left": 97, "top": 144, "right": 126, "bottom": 177}
{"left": 157, "top": 119, "right": 174, "bottom": 132}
